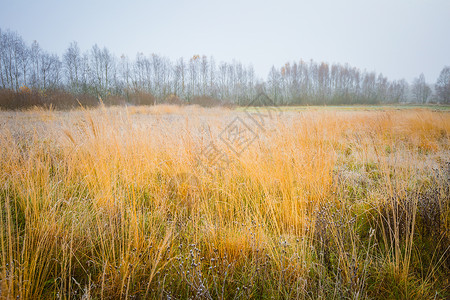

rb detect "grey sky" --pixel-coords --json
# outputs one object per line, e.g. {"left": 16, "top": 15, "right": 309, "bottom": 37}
{"left": 1, "top": 0, "right": 449, "bottom": 83}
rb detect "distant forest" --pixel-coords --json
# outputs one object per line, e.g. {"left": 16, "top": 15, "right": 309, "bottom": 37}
{"left": 0, "top": 28, "right": 449, "bottom": 109}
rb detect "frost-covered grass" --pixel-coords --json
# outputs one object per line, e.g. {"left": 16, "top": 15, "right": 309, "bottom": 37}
{"left": 0, "top": 105, "right": 449, "bottom": 299}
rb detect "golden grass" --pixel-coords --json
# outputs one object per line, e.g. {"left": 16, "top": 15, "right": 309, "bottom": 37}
{"left": 0, "top": 105, "right": 449, "bottom": 299}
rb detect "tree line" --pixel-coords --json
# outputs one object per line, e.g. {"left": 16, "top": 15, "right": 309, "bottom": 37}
{"left": 0, "top": 28, "right": 449, "bottom": 109}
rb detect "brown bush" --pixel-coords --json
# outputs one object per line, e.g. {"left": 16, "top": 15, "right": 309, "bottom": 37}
{"left": 0, "top": 89, "right": 102, "bottom": 110}
{"left": 191, "top": 95, "right": 222, "bottom": 107}
{"left": 45, "top": 90, "right": 99, "bottom": 109}
{"left": 128, "top": 91, "right": 156, "bottom": 105}
{"left": 0, "top": 89, "right": 20, "bottom": 109}
{"left": 165, "top": 94, "right": 184, "bottom": 105}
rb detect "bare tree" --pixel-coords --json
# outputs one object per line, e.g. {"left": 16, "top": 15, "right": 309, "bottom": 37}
{"left": 267, "top": 66, "right": 281, "bottom": 104}
{"left": 17, "top": 38, "right": 29, "bottom": 88}
{"left": 200, "top": 55, "right": 208, "bottom": 96}
{"left": 0, "top": 30, "right": 26, "bottom": 90}
{"left": 30, "top": 40, "right": 41, "bottom": 89}
{"left": 89, "top": 45, "right": 115, "bottom": 97}
{"left": 151, "top": 54, "right": 163, "bottom": 99}
{"left": 435, "top": 66, "right": 450, "bottom": 104}
{"left": 217, "top": 62, "right": 227, "bottom": 100}
{"left": 362, "top": 72, "right": 377, "bottom": 103}
{"left": 209, "top": 56, "right": 216, "bottom": 99}
{"left": 63, "top": 42, "right": 81, "bottom": 93}
{"left": 0, "top": 28, "right": 6, "bottom": 89}
{"left": 90, "top": 44, "right": 103, "bottom": 95}
{"left": 387, "top": 79, "right": 408, "bottom": 103}
{"left": 118, "top": 54, "right": 131, "bottom": 98}
{"left": 188, "top": 55, "right": 200, "bottom": 102}
{"left": 79, "top": 52, "right": 90, "bottom": 94}
{"left": 317, "top": 62, "right": 330, "bottom": 103}
{"left": 173, "top": 58, "right": 184, "bottom": 99}
{"left": 102, "top": 47, "right": 114, "bottom": 94}
{"left": 40, "top": 51, "right": 61, "bottom": 90}
{"left": 133, "top": 52, "right": 146, "bottom": 92}
{"left": 411, "top": 73, "right": 431, "bottom": 104}
{"left": 376, "top": 73, "right": 388, "bottom": 102}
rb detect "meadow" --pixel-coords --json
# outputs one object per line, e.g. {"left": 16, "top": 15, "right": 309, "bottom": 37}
{"left": 0, "top": 105, "right": 449, "bottom": 299}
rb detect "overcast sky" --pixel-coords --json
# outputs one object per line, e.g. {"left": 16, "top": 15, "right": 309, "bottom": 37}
{"left": 1, "top": 0, "right": 449, "bottom": 83}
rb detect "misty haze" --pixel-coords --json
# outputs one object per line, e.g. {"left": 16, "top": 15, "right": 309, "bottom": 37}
{"left": 0, "top": 0, "right": 449, "bottom": 299}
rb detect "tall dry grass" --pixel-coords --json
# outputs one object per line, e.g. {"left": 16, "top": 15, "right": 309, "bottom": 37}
{"left": 0, "top": 106, "right": 449, "bottom": 299}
